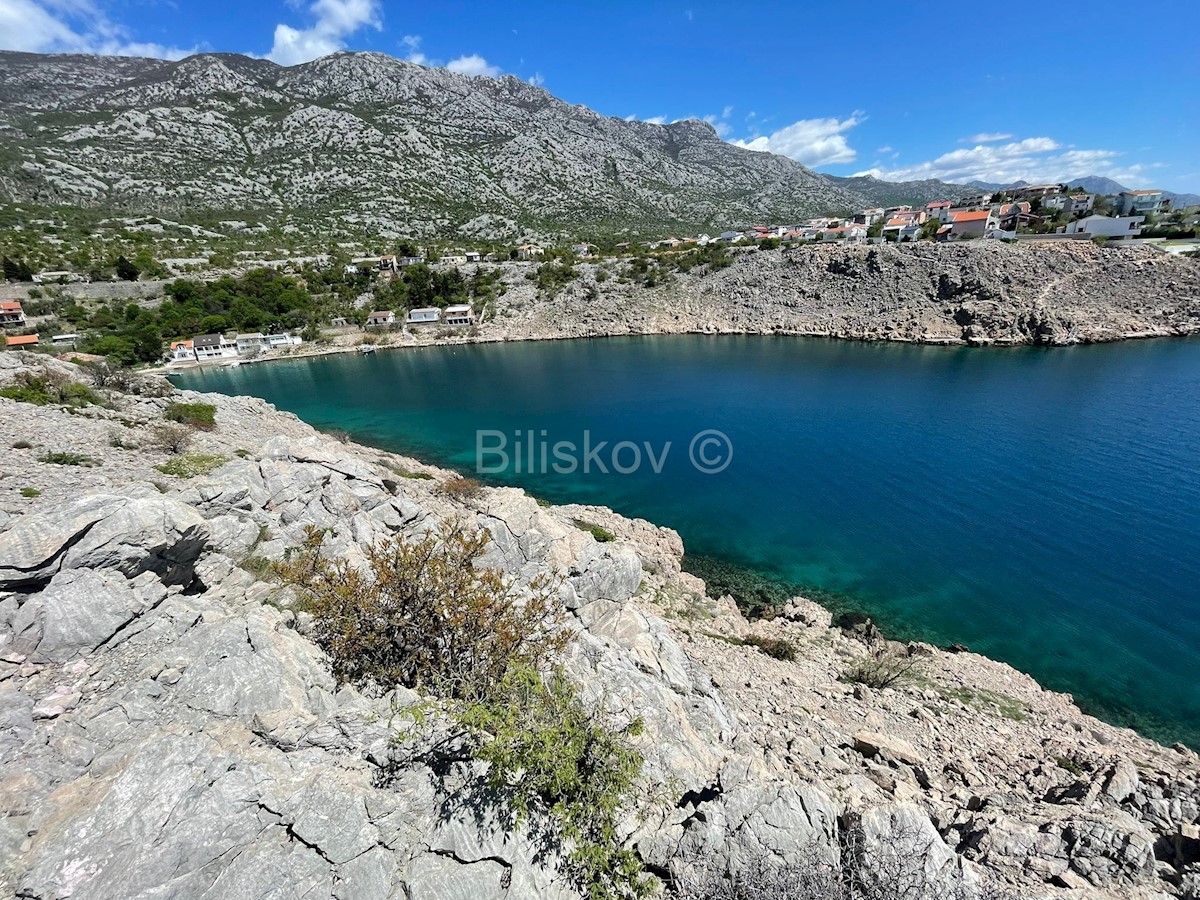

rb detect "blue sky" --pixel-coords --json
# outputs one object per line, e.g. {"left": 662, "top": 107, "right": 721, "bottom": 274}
{"left": 4, "top": 0, "right": 1199, "bottom": 192}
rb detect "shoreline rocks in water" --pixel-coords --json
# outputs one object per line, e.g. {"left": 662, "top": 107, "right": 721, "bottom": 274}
{"left": 1, "top": 350, "right": 1199, "bottom": 899}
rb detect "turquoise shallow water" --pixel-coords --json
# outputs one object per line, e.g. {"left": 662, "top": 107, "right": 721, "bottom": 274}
{"left": 175, "top": 335, "right": 1200, "bottom": 747}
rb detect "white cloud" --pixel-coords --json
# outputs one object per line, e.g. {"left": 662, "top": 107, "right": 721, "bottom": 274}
{"left": 528, "top": 72, "right": 545, "bottom": 87}
{"left": 963, "top": 132, "right": 1014, "bottom": 143}
{"left": 853, "top": 135, "right": 1157, "bottom": 186}
{"left": 877, "top": 145, "right": 893, "bottom": 153}
{"left": 626, "top": 114, "right": 667, "bottom": 125}
{"left": 731, "top": 113, "right": 863, "bottom": 167}
{"left": 400, "top": 33, "right": 427, "bottom": 65}
{"left": 267, "top": 0, "right": 380, "bottom": 65}
{"left": 446, "top": 53, "right": 501, "bottom": 77}
{"left": 0, "top": 0, "right": 196, "bottom": 58}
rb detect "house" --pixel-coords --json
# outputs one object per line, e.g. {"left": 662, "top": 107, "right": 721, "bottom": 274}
{"left": 0, "top": 301, "right": 26, "bottom": 329}
{"left": 169, "top": 339, "right": 196, "bottom": 362}
{"left": 266, "top": 333, "right": 302, "bottom": 350}
{"left": 236, "top": 333, "right": 269, "bottom": 355}
{"left": 444, "top": 304, "right": 475, "bottom": 325}
{"left": 924, "top": 201, "right": 954, "bottom": 223}
{"left": 823, "top": 223, "right": 869, "bottom": 243}
{"left": 441, "top": 252, "right": 468, "bottom": 266}
{"left": 406, "top": 307, "right": 442, "bottom": 325}
{"left": 379, "top": 255, "right": 399, "bottom": 273}
{"left": 398, "top": 256, "right": 424, "bottom": 267}
{"left": 51, "top": 334, "right": 79, "bottom": 347}
{"left": 1008, "top": 183, "right": 1064, "bottom": 200}
{"left": 855, "top": 208, "right": 886, "bottom": 226}
{"left": 464, "top": 251, "right": 482, "bottom": 264}
{"left": 3, "top": 334, "right": 38, "bottom": 349}
{"left": 1116, "top": 190, "right": 1169, "bottom": 217}
{"left": 572, "top": 243, "right": 597, "bottom": 257}
{"left": 955, "top": 192, "right": 993, "bottom": 209}
{"left": 516, "top": 244, "right": 544, "bottom": 261}
{"left": 343, "top": 264, "right": 361, "bottom": 276}
{"left": 947, "top": 209, "right": 994, "bottom": 239}
{"left": 366, "top": 311, "right": 396, "bottom": 327}
{"left": 192, "top": 334, "right": 238, "bottom": 360}
{"left": 1066, "top": 215, "right": 1144, "bottom": 239}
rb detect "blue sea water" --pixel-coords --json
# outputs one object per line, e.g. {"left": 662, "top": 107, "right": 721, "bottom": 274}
{"left": 175, "top": 335, "right": 1200, "bottom": 747}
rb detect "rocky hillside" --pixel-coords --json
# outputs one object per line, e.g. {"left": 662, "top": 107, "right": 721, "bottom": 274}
{"left": 477, "top": 241, "right": 1200, "bottom": 346}
{"left": 0, "top": 50, "right": 867, "bottom": 240}
{"left": 1, "top": 351, "right": 1199, "bottom": 899}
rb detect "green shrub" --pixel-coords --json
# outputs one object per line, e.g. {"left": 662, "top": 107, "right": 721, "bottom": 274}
{"left": 163, "top": 401, "right": 216, "bottom": 430}
{"left": 276, "top": 521, "right": 565, "bottom": 698}
{"left": 20, "top": 487, "right": 41, "bottom": 498}
{"left": 742, "top": 635, "right": 797, "bottom": 661}
{"left": 388, "top": 462, "right": 433, "bottom": 479}
{"left": 0, "top": 371, "right": 99, "bottom": 408}
{"left": 573, "top": 519, "right": 615, "bottom": 543}
{"left": 451, "top": 666, "right": 653, "bottom": 900}
{"left": 1056, "top": 756, "right": 1085, "bottom": 776}
{"left": 155, "top": 453, "right": 229, "bottom": 478}
{"left": 39, "top": 451, "right": 98, "bottom": 467}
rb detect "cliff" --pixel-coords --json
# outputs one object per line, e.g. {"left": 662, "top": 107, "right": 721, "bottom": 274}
{"left": 1, "top": 351, "right": 1198, "bottom": 899}
{"left": 476, "top": 242, "right": 1200, "bottom": 347}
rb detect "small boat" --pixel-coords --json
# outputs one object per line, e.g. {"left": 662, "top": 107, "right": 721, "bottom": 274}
{"left": 222, "top": 360, "right": 241, "bottom": 368}
{"left": 359, "top": 345, "right": 377, "bottom": 354}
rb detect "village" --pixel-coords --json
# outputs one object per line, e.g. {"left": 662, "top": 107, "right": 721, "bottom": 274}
{"left": 1, "top": 184, "right": 1197, "bottom": 366}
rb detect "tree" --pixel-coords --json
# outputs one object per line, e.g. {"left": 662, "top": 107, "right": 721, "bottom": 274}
{"left": 2, "top": 256, "right": 33, "bottom": 282}
{"left": 115, "top": 255, "right": 140, "bottom": 281}
{"left": 867, "top": 221, "right": 883, "bottom": 239}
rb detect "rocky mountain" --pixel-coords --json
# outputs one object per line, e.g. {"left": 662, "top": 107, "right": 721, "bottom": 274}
{"left": 2, "top": 350, "right": 1200, "bottom": 899}
{"left": 825, "top": 173, "right": 967, "bottom": 208}
{"left": 970, "top": 177, "right": 1200, "bottom": 208}
{"left": 0, "top": 50, "right": 871, "bottom": 240}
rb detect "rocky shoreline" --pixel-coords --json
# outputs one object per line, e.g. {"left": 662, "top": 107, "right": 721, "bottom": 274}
{"left": 2, "top": 350, "right": 1199, "bottom": 899}
{"left": 145, "top": 240, "right": 1200, "bottom": 379}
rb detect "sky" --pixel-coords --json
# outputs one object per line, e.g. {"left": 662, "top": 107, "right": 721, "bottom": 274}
{"left": 3, "top": 0, "right": 1199, "bottom": 193}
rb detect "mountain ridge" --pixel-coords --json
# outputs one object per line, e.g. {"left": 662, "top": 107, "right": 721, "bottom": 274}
{"left": 0, "top": 49, "right": 867, "bottom": 239}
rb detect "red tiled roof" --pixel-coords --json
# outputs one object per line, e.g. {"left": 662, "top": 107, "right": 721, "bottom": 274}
{"left": 5, "top": 334, "right": 39, "bottom": 346}
{"left": 951, "top": 210, "right": 991, "bottom": 222}
{"left": 925, "top": 201, "right": 952, "bottom": 208}
{"left": 170, "top": 339, "right": 193, "bottom": 349}
{"left": 368, "top": 311, "right": 393, "bottom": 317}
{"left": 0, "top": 301, "right": 22, "bottom": 312}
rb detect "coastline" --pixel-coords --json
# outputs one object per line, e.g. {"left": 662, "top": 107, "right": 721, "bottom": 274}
{"left": 144, "top": 241, "right": 1200, "bottom": 376}
{"left": 166, "top": 331, "right": 1200, "bottom": 753}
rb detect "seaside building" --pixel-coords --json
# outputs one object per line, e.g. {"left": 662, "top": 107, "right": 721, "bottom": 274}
{"left": 406, "top": 307, "right": 442, "bottom": 325}
{"left": 1066, "top": 215, "right": 1145, "bottom": 239}
{"left": 444, "top": 304, "right": 475, "bottom": 325}
{"left": 366, "top": 311, "right": 397, "bottom": 327}
{"left": 0, "top": 301, "right": 26, "bottom": 329}
{"left": 3, "top": 333, "right": 38, "bottom": 349}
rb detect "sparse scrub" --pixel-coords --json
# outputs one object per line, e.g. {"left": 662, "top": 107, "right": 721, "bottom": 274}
{"left": 449, "top": 665, "right": 653, "bottom": 900}
{"left": 841, "top": 646, "right": 922, "bottom": 690}
{"left": 149, "top": 423, "right": 194, "bottom": 454}
{"left": 276, "top": 521, "right": 565, "bottom": 698}
{"left": 442, "top": 475, "right": 483, "bottom": 501}
{"left": 163, "top": 401, "right": 216, "bottom": 430}
{"left": 743, "top": 634, "right": 798, "bottom": 661}
{"left": 0, "top": 371, "right": 99, "bottom": 408}
{"left": 39, "top": 451, "right": 98, "bottom": 466}
{"left": 20, "top": 487, "right": 41, "bottom": 498}
{"left": 155, "top": 452, "right": 229, "bottom": 478}
{"left": 106, "top": 427, "right": 138, "bottom": 450}
{"left": 12, "top": 440, "right": 33, "bottom": 449}
{"left": 573, "top": 519, "right": 615, "bottom": 542}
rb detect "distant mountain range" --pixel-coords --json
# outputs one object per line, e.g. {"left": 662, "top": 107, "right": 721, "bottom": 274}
{"left": 0, "top": 49, "right": 871, "bottom": 240}
{"left": 968, "top": 178, "right": 1200, "bottom": 208}
{"left": 0, "top": 50, "right": 1192, "bottom": 240}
